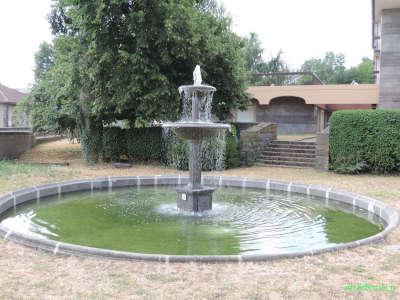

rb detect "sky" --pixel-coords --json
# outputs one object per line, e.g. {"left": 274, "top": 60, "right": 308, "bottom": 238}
{"left": 0, "top": 0, "right": 372, "bottom": 89}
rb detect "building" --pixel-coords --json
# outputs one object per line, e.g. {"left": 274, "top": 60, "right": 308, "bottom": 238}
{"left": 0, "top": 83, "right": 28, "bottom": 127}
{"left": 234, "top": 1, "right": 400, "bottom": 134}
{"left": 372, "top": 0, "right": 400, "bottom": 108}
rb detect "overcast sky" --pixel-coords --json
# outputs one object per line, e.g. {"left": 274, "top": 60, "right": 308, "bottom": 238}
{"left": 0, "top": 0, "right": 372, "bottom": 89}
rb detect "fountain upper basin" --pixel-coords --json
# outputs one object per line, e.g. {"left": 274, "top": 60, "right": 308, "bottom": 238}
{"left": 178, "top": 85, "right": 216, "bottom": 94}
{"left": 163, "top": 122, "right": 230, "bottom": 140}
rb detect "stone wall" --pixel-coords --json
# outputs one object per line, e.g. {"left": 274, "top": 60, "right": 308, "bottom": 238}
{"left": 378, "top": 9, "right": 400, "bottom": 108}
{"left": 255, "top": 97, "right": 316, "bottom": 134}
{"left": 240, "top": 122, "right": 277, "bottom": 152}
{"left": 315, "top": 128, "right": 329, "bottom": 171}
{"left": 0, "top": 129, "right": 35, "bottom": 159}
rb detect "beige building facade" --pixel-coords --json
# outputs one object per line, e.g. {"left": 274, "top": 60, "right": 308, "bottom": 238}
{"left": 235, "top": 84, "right": 378, "bottom": 134}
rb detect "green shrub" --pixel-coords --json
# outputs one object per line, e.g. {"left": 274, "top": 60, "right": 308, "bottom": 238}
{"left": 101, "top": 124, "right": 244, "bottom": 170}
{"left": 201, "top": 134, "right": 226, "bottom": 171}
{"left": 164, "top": 130, "right": 226, "bottom": 171}
{"left": 164, "top": 131, "right": 188, "bottom": 170}
{"left": 239, "top": 138, "right": 261, "bottom": 166}
{"left": 225, "top": 126, "right": 241, "bottom": 169}
{"left": 125, "top": 128, "right": 165, "bottom": 162}
{"left": 102, "top": 127, "right": 164, "bottom": 163}
{"left": 329, "top": 110, "right": 400, "bottom": 174}
{"left": 102, "top": 127, "right": 127, "bottom": 162}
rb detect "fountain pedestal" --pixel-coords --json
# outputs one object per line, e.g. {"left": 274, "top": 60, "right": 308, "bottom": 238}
{"left": 176, "top": 186, "right": 214, "bottom": 212}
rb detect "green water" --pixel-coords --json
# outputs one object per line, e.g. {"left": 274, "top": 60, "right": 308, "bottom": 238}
{"left": 0, "top": 187, "right": 383, "bottom": 255}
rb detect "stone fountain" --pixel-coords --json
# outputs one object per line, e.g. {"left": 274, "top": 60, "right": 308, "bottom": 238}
{"left": 163, "top": 66, "right": 230, "bottom": 212}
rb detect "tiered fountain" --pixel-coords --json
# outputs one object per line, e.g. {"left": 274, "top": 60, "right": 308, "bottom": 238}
{"left": 163, "top": 66, "right": 230, "bottom": 212}
{"left": 0, "top": 66, "right": 390, "bottom": 261}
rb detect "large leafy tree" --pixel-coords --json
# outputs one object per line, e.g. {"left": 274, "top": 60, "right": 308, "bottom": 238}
{"left": 242, "top": 33, "right": 288, "bottom": 85}
{"left": 300, "top": 52, "right": 374, "bottom": 84}
{"left": 32, "top": 0, "right": 248, "bottom": 162}
{"left": 343, "top": 57, "right": 374, "bottom": 84}
{"left": 300, "top": 52, "right": 346, "bottom": 84}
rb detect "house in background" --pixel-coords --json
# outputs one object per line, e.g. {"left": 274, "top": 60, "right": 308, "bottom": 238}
{"left": 373, "top": 0, "right": 400, "bottom": 108}
{"left": 0, "top": 83, "right": 28, "bottom": 127}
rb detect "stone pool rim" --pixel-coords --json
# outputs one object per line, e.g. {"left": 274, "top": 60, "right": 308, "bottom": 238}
{"left": 0, "top": 175, "right": 398, "bottom": 263}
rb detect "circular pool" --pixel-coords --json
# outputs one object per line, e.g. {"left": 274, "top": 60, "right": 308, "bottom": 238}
{"left": 0, "top": 176, "right": 398, "bottom": 262}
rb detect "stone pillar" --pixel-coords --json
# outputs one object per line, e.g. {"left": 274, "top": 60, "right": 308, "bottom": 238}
{"left": 315, "top": 130, "right": 329, "bottom": 171}
{"left": 188, "top": 140, "right": 202, "bottom": 189}
{"left": 378, "top": 9, "right": 400, "bottom": 109}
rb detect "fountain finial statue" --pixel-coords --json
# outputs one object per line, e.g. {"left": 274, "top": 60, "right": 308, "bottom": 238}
{"left": 193, "top": 65, "right": 202, "bottom": 86}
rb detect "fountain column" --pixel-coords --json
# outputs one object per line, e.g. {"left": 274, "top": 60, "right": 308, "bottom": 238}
{"left": 188, "top": 140, "right": 202, "bottom": 189}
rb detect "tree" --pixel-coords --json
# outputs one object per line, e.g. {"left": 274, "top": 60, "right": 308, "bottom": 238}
{"left": 242, "top": 33, "right": 288, "bottom": 85}
{"left": 343, "top": 57, "right": 374, "bottom": 84}
{"left": 32, "top": 0, "right": 249, "bottom": 162}
{"left": 300, "top": 52, "right": 346, "bottom": 84}
{"left": 242, "top": 32, "right": 264, "bottom": 74}
{"left": 300, "top": 52, "right": 374, "bottom": 84}
{"left": 34, "top": 42, "right": 54, "bottom": 81}
{"left": 30, "top": 37, "right": 80, "bottom": 135}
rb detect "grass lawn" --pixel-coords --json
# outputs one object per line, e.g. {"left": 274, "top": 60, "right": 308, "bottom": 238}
{"left": 0, "top": 139, "right": 399, "bottom": 299}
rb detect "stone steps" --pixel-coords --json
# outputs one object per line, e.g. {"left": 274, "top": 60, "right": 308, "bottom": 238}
{"left": 259, "top": 140, "right": 316, "bottom": 168}
{"left": 262, "top": 150, "right": 316, "bottom": 157}
{"left": 261, "top": 155, "right": 315, "bottom": 163}
{"left": 270, "top": 141, "right": 315, "bottom": 146}
{"left": 268, "top": 144, "right": 316, "bottom": 150}
{"left": 256, "top": 163, "right": 312, "bottom": 169}
{"left": 257, "top": 160, "right": 315, "bottom": 168}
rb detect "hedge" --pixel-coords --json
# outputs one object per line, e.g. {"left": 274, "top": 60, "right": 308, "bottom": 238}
{"left": 224, "top": 126, "right": 241, "bottom": 169}
{"left": 103, "top": 125, "right": 243, "bottom": 170}
{"left": 103, "top": 127, "right": 165, "bottom": 162}
{"left": 329, "top": 110, "right": 400, "bottom": 174}
{"left": 164, "top": 129, "right": 228, "bottom": 171}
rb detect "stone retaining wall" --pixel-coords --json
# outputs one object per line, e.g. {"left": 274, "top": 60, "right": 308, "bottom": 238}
{"left": 240, "top": 122, "right": 277, "bottom": 152}
{"left": 0, "top": 129, "right": 35, "bottom": 159}
{"left": 315, "top": 128, "right": 329, "bottom": 171}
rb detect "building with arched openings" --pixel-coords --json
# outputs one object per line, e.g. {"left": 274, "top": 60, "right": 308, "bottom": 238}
{"left": 234, "top": 0, "right": 400, "bottom": 134}
{"left": 235, "top": 84, "right": 378, "bottom": 134}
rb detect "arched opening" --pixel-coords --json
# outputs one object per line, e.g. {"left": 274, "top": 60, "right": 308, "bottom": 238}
{"left": 256, "top": 96, "right": 316, "bottom": 134}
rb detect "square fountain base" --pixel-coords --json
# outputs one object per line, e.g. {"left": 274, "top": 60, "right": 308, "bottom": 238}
{"left": 176, "top": 186, "right": 215, "bottom": 212}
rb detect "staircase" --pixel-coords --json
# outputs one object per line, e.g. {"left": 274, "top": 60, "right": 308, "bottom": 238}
{"left": 258, "top": 140, "right": 316, "bottom": 168}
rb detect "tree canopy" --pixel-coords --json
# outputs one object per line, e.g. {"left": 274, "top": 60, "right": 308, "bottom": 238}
{"left": 242, "top": 33, "right": 288, "bottom": 85}
{"left": 30, "top": 0, "right": 249, "bottom": 162}
{"left": 300, "top": 52, "right": 374, "bottom": 84}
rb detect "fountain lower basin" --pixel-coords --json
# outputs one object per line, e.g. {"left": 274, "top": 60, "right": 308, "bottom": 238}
{"left": 0, "top": 176, "right": 397, "bottom": 262}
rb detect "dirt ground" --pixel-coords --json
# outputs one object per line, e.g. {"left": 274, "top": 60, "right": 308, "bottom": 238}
{"left": 0, "top": 139, "right": 398, "bottom": 299}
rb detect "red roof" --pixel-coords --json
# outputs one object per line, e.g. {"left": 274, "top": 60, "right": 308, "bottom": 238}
{"left": 0, "top": 83, "right": 27, "bottom": 105}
